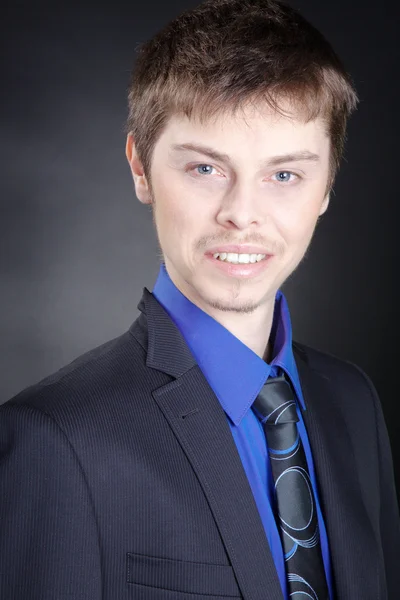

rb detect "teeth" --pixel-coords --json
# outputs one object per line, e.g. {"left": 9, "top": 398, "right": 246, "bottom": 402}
{"left": 213, "top": 252, "right": 266, "bottom": 264}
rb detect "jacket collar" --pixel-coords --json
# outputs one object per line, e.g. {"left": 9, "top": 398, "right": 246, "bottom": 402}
{"left": 134, "top": 285, "right": 309, "bottom": 377}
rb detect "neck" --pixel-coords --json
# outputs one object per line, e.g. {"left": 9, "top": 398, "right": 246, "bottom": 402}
{"left": 209, "top": 302, "right": 275, "bottom": 362}
{"left": 165, "top": 262, "right": 276, "bottom": 362}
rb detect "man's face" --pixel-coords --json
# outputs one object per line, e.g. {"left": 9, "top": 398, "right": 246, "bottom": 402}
{"left": 127, "top": 101, "right": 330, "bottom": 316}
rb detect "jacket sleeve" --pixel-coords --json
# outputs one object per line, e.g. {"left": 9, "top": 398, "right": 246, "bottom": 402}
{"left": 365, "top": 372, "right": 400, "bottom": 596}
{"left": 0, "top": 401, "right": 102, "bottom": 599}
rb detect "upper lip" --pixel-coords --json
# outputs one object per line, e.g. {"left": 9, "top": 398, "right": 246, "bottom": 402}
{"left": 207, "top": 245, "right": 272, "bottom": 255}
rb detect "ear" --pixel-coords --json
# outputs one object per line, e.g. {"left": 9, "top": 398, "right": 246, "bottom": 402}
{"left": 319, "top": 191, "right": 330, "bottom": 216}
{"left": 125, "top": 133, "right": 152, "bottom": 205}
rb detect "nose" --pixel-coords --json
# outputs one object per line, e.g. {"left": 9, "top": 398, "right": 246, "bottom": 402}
{"left": 215, "top": 181, "right": 264, "bottom": 230}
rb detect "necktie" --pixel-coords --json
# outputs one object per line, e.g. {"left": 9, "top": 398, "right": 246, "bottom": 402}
{"left": 253, "top": 372, "right": 329, "bottom": 600}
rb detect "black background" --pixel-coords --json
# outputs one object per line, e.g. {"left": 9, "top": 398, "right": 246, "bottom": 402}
{"left": 1, "top": 0, "right": 399, "bottom": 494}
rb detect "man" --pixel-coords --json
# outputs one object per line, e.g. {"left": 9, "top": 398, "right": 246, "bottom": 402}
{"left": 1, "top": 0, "right": 399, "bottom": 598}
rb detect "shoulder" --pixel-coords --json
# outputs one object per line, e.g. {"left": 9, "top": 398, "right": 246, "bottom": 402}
{"left": 293, "top": 339, "right": 380, "bottom": 411}
{"left": 1, "top": 325, "right": 147, "bottom": 421}
{"left": 294, "top": 338, "right": 370, "bottom": 379}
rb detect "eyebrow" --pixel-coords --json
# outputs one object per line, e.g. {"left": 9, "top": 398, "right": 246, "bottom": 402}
{"left": 170, "top": 142, "right": 320, "bottom": 167}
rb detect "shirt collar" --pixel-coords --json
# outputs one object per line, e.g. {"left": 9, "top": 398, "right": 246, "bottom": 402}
{"left": 152, "top": 263, "right": 306, "bottom": 425}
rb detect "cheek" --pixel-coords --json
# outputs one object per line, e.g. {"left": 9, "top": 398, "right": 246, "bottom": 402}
{"left": 153, "top": 185, "right": 205, "bottom": 246}
{"left": 275, "top": 201, "right": 322, "bottom": 248}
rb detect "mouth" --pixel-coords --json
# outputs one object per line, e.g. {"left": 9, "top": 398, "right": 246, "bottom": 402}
{"left": 212, "top": 251, "right": 267, "bottom": 264}
{"left": 205, "top": 252, "right": 273, "bottom": 278}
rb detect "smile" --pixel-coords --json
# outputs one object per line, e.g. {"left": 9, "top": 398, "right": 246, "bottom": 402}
{"left": 213, "top": 252, "right": 266, "bottom": 264}
{"left": 206, "top": 253, "right": 273, "bottom": 278}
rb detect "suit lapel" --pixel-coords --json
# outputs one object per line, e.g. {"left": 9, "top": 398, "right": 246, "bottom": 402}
{"left": 134, "top": 288, "right": 284, "bottom": 600}
{"left": 153, "top": 368, "right": 284, "bottom": 599}
{"left": 294, "top": 345, "right": 380, "bottom": 599}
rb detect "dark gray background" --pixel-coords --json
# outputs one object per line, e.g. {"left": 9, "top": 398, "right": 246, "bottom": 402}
{"left": 1, "top": 0, "right": 399, "bottom": 491}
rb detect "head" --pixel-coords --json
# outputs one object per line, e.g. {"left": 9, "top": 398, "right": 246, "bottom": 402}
{"left": 125, "top": 0, "right": 358, "bottom": 317}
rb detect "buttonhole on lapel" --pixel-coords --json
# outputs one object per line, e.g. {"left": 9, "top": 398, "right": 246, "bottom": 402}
{"left": 180, "top": 408, "right": 200, "bottom": 420}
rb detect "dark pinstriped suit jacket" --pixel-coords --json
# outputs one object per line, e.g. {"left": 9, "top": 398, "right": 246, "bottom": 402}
{"left": 1, "top": 287, "right": 399, "bottom": 599}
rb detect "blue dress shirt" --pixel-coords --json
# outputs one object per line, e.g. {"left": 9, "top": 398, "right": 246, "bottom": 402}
{"left": 152, "top": 262, "right": 334, "bottom": 600}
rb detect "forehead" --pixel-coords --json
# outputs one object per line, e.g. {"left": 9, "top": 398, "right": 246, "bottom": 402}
{"left": 158, "top": 101, "right": 330, "bottom": 160}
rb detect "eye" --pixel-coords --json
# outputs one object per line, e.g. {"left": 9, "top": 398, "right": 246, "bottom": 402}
{"left": 272, "top": 171, "right": 298, "bottom": 183}
{"left": 194, "top": 164, "right": 216, "bottom": 175}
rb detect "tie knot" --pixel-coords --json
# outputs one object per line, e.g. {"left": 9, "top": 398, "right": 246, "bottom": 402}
{"left": 253, "top": 373, "right": 298, "bottom": 425}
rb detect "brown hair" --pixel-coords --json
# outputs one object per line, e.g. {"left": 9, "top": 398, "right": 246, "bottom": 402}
{"left": 126, "top": 0, "right": 359, "bottom": 193}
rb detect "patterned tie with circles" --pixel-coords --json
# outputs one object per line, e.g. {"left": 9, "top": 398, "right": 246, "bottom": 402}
{"left": 253, "top": 372, "right": 329, "bottom": 600}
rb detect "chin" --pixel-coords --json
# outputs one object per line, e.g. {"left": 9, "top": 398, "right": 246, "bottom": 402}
{"left": 193, "top": 283, "right": 263, "bottom": 313}
{"left": 207, "top": 296, "right": 263, "bottom": 315}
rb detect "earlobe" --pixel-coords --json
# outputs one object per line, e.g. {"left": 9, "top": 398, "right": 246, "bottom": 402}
{"left": 125, "top": 133, "right": 152, "bottom": 205}
{"left": 319, "top": 192, "right": 330, "bottom": 215}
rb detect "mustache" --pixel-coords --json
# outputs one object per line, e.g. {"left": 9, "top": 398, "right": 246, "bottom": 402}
{"left": 199, "top": 237, "right": 281, "bottom": 255}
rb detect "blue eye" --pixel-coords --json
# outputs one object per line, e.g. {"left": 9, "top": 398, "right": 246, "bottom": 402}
{"left": 196, "top": 164, "right": 214, "bottom": 175}
{"left": 274, "top": 171, "right": 296, "bottom": 183}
